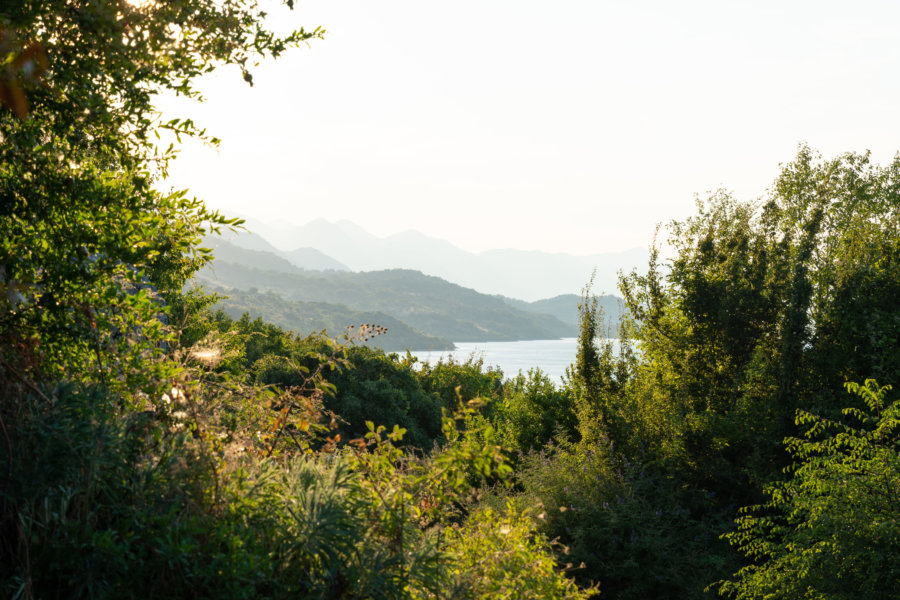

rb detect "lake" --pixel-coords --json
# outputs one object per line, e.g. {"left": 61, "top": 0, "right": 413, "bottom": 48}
{"left": 410, "top": 338, "right": 590, "bottom": 383}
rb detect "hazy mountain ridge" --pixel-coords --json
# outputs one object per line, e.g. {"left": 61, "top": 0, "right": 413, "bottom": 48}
{"left": 502, "top": 293, "right": 625, "bottom": 335}
{"left": 225, "top": 215, "right": 646, "bottom": 301}
{"left": 209, "top": 230, "right": 350, "bottom": 272}
{"left": 203, "top": 237, "right": 304, "bottom": 274}
{"left": 195, "top": 241, "right": 580, "bottom": 347}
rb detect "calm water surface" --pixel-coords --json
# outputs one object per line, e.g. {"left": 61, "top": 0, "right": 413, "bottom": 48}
{"left": 410, "top": 338, "right": 590, "bottom": 383}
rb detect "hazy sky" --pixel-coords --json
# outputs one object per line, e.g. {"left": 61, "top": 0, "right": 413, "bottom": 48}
{"left": 157, "top": 0, "right": 900, "bottom": 255}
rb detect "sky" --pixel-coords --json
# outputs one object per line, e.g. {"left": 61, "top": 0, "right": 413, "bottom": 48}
{"left": 157, "top": 0, "right": 900, "bottom": 256}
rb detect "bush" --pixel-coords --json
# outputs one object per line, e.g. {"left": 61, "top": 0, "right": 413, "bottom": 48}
{"left": 433, "top": 504, "right": 597, "bottom": 600}
{"left": 0, "top": 382, "right": 491, "bottom": 598}
{"left": 510, "top": 442, "right": 735, "bottom": 600}
{"left": 490, "top": 368, "right": 578, "bottom": 454}
{"left": 416, "top": 355, "right": 504, "bottom": 410}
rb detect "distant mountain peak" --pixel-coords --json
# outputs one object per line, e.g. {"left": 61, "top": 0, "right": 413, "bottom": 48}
{"left": 217, "top": 217, "right": 648, "bottom": 301}
{"left": 332, "top": 219, "right": 378, "bottom": 241}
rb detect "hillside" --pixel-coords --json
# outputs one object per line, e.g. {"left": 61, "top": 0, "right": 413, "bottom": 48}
{"left": 194, "top": 241, "right": 579, "bottom": 346}
{"left": 502, "top": 293, "right": 625, "bottom": 334}
{"left": 209, "top": 231, "right": 350, "bottom": 271}
{"left": 206, "top": 286, "right": 453, "bottom": 351}
{"left": 203, "top": 236, "right": 305, "bottom": 274}
{"left": 225, "top": 216, "right": 646, "bottom": 301}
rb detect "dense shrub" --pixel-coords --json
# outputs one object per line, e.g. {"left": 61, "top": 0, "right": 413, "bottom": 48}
{"left": 490, "top": 368, "right": 578, "bottom": 454}
{"left": 434, "top": 505, "right": 597, "bottom": 600}
{"left": 415, "top": 355, "right": 504, "bottom": 410}
{"left": 507, "top": 442, "right": 736, "bottom": 600}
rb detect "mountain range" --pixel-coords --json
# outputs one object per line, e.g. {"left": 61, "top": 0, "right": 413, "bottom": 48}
{"left": 195, "top": 219, "right": 637, "bottom": 350}
{"left": 217, "top": 216, "right": 647, "bottom": 301}
{"left": 197, "top": 238, "right": 615, "bottom": 350}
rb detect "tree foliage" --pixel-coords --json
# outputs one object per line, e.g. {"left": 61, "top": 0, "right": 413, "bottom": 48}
{"left": 717, "top": 380, "right": 900, "bottom": 599}
{"left": 0, "top": 0, "right": 322, "bottom": 396}
{"left": 547, "top": 147, "right": 900, "bottom": 597}
{"left": 491, "top": 367, "right": 578, "bottom": 454}
{"left": 616, "top": 147, "right": 900, "bottom": 496}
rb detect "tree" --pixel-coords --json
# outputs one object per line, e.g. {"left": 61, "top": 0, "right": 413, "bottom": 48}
{"left": 618, "top": 147, "right": 900, "bottom": 497}
{"left": 0, "top": 1, "right": 322, "bottom": 397}
{"left": 491, "top": 367, "right": 578, "bottom": 453}
{"left": 1, "top": 5, "right": 321, "bottom": 593}
{"left": 572, "top": 276, "right": 635, "bottom": 449}
{"left": 717, "top": 380, "right": 900, "bottom": 599}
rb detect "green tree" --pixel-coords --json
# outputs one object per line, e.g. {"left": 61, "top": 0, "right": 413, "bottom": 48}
{"left": 1, "top": 2, "right": 322, "bottom": 594}
{"left": 0, "top": 0, "right": 322, "bottom": 397}
{"left": 571, "top": 278, "right": 635, "bottom": 449}
{"left": 618, "top": 147, "right": 900, "bottom": 497}
{"left": 717, "top": 380, "right": 900, "bottom": 599}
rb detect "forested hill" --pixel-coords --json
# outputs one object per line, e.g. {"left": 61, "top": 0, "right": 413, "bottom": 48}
{"left": 204, "top": 233, "right": 350, "bottom": 271}
{"left": 205, "top": 286, "right": 453, "bottom": 351}
{"left": 501, "top": 293, "right": 625, "bottom": 334}
{"left": 194, "top": 240, "right": 580, "bottom": 347}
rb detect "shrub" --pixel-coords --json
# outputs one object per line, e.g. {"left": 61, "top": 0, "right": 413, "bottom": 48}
{"left": 491, "top": 368, "right": 577, "bottom": 454}
{"left": 433, "top": 504, "right": 597, "bottom": 600}
{"left": 511, "top": 442, "right": 735, "bottom": 599}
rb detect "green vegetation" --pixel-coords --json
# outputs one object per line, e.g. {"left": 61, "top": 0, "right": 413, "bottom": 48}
{"left": 206, "top": 285, "right": 453, "bottom": 352}
{"left": 0, "top": 3, "right": 586, "bottom": 598}
{"left": 2, "top": 1, "right": 899, "bottom": 598}
{"left": 717, "top": 380, "right": 900, "bottom": 599}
